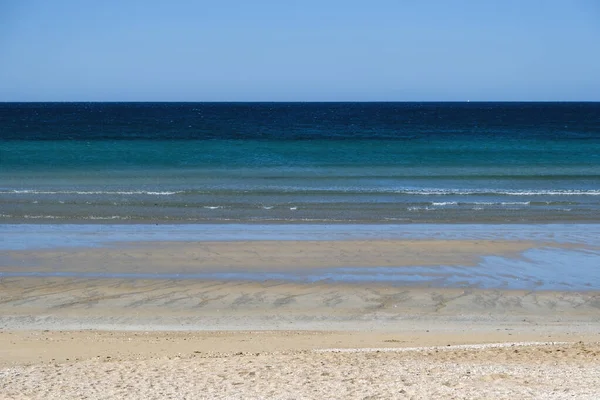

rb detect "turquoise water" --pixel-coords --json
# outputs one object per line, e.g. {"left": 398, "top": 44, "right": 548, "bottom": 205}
{"left": 1, "top": 102, "right": 599, "bottom": 223}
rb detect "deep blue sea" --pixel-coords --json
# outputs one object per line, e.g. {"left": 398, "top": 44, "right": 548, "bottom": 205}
{"left": 1, "top": 102, "right": 599, "bottom": 223}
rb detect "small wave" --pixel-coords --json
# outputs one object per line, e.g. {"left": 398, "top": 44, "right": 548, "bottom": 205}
{"left": 3, "top": 214, "right": 132, "bottom": 220}
{"left": 22, "top": 215, "right": 64, "bottom": 219}
{"left": 450, "top": 201, "right": 582, "bottom": 206}
{"left": 254, "top": 188, "right": 600, "bottom": 196}
{"left": 1, "top": 190, "right": 182, "bottom": 195}
{"left": 241, "top": 188, "right": 600, "bottom": 196}
{"left": 203, "top": 206, "right": 223, "bottom": 210}
{"left": 460, "top": 201, "right": 531, "bottom": 206}
{"left": 424, "top": 201, "right": 535, "bottom": 207}
{"left": 4, "top": 188, "right": 600, "bottom": 197}
{"left": 407, "top": 206, "right": 434, "bottom": 211}
{"left": 87, "top": 216, "right": 131, "bottom": 220}
{"left": 145, "top": 191, "right": 181, "bottom": 196}
{"left": 529, "top": 201, "right": 579, "bottom": 206}
{"left": 399, "top": 189, "right": 600, "bottom": 196}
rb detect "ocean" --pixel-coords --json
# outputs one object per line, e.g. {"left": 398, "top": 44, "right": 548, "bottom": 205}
{"left": 1, "top": 102, "right": 599, "bottom": 224}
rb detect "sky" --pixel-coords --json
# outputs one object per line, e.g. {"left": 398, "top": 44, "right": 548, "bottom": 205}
{"left": 1, "top": 0, "right": 599, "bottom": 101}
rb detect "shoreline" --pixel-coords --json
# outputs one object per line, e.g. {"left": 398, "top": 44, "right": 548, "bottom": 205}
{"left": 3, "top": 218, "right": 600, "bottom": 225}
{"left": 2, "top": 230, "right": 599, "bottom": 289}
{"left": 3, "top": 222, "right": 600, "bottom": 250}
{"left": 2, "top": 223, "right": 599, "bottom": 398}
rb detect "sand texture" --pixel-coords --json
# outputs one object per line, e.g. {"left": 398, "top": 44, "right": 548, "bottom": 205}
{"left": 1, "top": 277, "right": 600, "bottom": 331}
{"left": 2, "top": 239, "right": 600, "bottom": 398}
{"left": 1, "top": 334, "right": 599, "bottom": 400}
{"left": 1, "top": 239, "right": 550, "bottom": 273}
{"left": 1, "top": 278, "right": 600, "bottom": 399}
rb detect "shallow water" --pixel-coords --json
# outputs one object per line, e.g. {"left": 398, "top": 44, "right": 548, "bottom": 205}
{"left": 2, "top": 223, "right": 600, "bottom": 250}
{"left": 1, "top": 224, "right": 599, "bottom": 291}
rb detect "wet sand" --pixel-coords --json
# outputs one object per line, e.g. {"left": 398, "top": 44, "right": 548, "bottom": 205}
{"left": 2, "top": 239, "right": 540, "bottom": 272}
{"left": 3, "top": 238, "right": 598, "bottom": 290}
{"left": 1, "top": 277, "right": 600, "bottom": 330}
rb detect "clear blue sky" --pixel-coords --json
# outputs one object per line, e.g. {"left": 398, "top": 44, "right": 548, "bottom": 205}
{"left": 1, "top": 0, "right": 599, "bottom": 101}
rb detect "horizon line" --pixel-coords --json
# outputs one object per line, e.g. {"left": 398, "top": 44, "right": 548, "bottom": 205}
{"left": 1, "top": 100, "right": 600, "bottom": 104}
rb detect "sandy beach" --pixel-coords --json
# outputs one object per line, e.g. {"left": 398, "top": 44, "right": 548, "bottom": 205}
{"left": 1, "top": 237, "right": 600, "bottom": 399}
{"left": 2, "top": 331, "right": 600, "bottom": 399}
{"left": 1, "top": 277, "right": 600, "bottom": 399}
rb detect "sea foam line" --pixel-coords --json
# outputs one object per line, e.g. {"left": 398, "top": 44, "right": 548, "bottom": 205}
{"left": 314, "top": 341, "right": 570, "bottom": 353}
{"left": 1, "top": 190, "right": 182, "bottom": 195}
{"left": 3, "top": 189, "right": 600, "bottom": 196}
{"left": 399, "top": 189, "right": 600, "bottom": 196}
{"left": 2, "top": 214, "right": 131, "bottom": 220}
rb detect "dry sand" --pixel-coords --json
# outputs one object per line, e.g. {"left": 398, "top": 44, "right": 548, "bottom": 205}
{"left": 1, "top": 332, "right": 599, "bottom": 399}
{"left": 1, "top": 239, "right": 600, "bottom": 399}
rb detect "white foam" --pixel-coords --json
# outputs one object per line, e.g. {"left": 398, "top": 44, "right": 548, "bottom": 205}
{"left": 87, "top": 216, "right": 129, "bottom": 220}
{"left": 1, "top": 190, "right": 181, "bottom": 195}
{"left": 314, "top": 341, "right": 570, "bottom": 353}
{"left": 408, "top": 206, "right": 434, "bottom": 211}
{"left": 22, "top": 215, "right": 63, "bottom": 219}
{"left": 15, "top": 215, "right": 131, "bottom": 220}
{"left": 467, "top": 201, "right": 531, "bottom": 205}
{"left": 397, "top": 189, "right": 600, "bottom": 196}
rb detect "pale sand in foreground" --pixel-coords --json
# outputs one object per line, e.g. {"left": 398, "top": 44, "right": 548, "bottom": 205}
{"left": 1, "top": 331, "right": 599, "bottom": 399}
{"left": 1, "top": 278, "right": 600, "bottom": 399}
{"left": 1, "top": 239, "right": 599, "bottom": 399}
